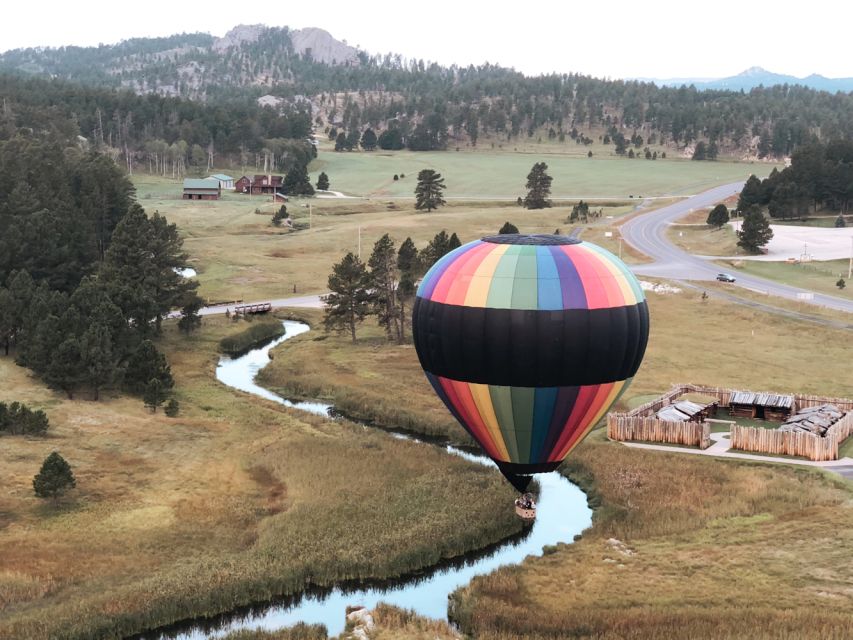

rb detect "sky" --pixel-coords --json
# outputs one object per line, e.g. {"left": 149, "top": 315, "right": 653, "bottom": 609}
{"left": 2, "top": 0, "right": 852, "bottom": 80}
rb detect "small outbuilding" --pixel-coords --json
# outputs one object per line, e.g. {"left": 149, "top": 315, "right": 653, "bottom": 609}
{"left": 728, "top": 391, "right": 793, "bottom": 421}
{"left": 207, "top": 173, "right": 234, "bottom": 190}
{"left": 182, "top": 178, "right": 221, "bottom": 200}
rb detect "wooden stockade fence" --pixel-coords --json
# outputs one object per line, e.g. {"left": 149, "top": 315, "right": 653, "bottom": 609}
{"left": 608, "top": 383, "right": 853, "bottom": 459}
{"left": 607, "top": 415, "right": 711, "bottom": 448}
{"left": 730, "top": 425, "right": 835, "bottom": 461}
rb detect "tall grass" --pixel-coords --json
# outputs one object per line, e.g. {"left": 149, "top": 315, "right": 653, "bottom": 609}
{"left": 220, "top": 624, "right": 327, "bottom": 639}
{"left": 0, "top": 316, "right": 520, "bottom": 640}
{"left": 219, "top": 320, "right": 286, "bottom": 356}
{"left": 451, "top": 430, "right": 853, "bottom": 639}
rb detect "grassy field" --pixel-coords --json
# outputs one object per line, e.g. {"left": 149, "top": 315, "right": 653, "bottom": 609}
{"left": 258, "top": 310, "right": 471, "bottom": 446}
{"left": 307, "top": 150, "right": 763, "bottom": 199}
{"left": 255, "top": 286, "right": 853, "bottom": 639}
{"left": 719, "top": 259, "right": 853, "bottom": 300}
{"left": 772, "top": 215, "right": 850, "bottom": 228}
{"left": 133, "top": 174, "right": 648, "bottom": 303}
{"left": 667, "top": 222, "right": 742, "bottom": 257}
{"left": 0, "top": 314, "right": 521, "bottom": 639}
{"left": 451, "top": 429, "right": 853, "bottom": 639}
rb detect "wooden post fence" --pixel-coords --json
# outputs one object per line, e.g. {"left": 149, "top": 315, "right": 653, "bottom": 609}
{"left": 609, "top": 383, "right": 853, "bottom": 459}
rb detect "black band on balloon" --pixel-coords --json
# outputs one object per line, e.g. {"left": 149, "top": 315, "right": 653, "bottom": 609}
{"left": 481, "top": 234, "right": 581, "bottom": 246}
{"left": 412, "top": 297, "right": 649, "bottom": 387}
{"left": 496, "top": 460, "right": 562, "bottom": 475}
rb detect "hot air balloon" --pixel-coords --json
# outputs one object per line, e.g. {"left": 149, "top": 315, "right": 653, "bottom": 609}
{"left": 412, "top": 234, "right": 649, "bottom": 503}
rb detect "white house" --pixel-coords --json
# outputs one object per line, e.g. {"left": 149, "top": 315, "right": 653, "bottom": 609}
{"left": 207, "top": 173, "right": 235, "bottom": 190}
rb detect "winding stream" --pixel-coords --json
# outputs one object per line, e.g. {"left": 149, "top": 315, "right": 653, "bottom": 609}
{"left": 154, "top": 320, "right": 592, "bottom": 638}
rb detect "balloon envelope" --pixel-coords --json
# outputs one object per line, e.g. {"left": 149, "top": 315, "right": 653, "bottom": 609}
{"left": 412, "top": 234, "right": 649, "bottom": 492}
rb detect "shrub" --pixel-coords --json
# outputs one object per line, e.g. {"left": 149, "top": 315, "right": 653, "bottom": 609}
{"left": 0, "top": 401, "right": 49, "bottom": 436}
{"left": 164, "top": 399, "right": 180, "bottom": 417}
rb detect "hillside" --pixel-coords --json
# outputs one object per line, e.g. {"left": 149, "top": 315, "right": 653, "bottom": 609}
{"left": 5, "top": 25, "right": 853, "bottom": 158}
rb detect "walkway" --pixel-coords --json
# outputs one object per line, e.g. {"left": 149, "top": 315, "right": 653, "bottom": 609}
{"left": 622, "top": 431, "right": 853, "bottom": 478}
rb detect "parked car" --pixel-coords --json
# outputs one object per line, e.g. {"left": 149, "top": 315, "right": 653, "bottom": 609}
{"left": 716, "top": 273, "right": 736, "bottom": 283}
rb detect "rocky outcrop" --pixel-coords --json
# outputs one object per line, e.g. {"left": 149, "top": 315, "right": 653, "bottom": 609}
{"left": 291, "top": 27, "right": 359, "bottom": 65}
{"left": 213, "top": 24, "right": 266, "bottom": 51}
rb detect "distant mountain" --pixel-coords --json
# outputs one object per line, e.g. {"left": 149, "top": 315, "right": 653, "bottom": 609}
{"left": 0, "top": 25, "right": 361, "bottom": 99}
{"left": 646, "top": 66, "right": 853, "bottom": 92}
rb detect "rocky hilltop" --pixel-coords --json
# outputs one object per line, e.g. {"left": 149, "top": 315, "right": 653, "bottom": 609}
{"left": 0, "top": 24, "right": 360, "bottom": 99}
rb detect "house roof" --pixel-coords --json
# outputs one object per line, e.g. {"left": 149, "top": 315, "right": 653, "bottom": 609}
{"left": 183, "top": 178, "right": 220, "bottom": 190}
{"left": 208, "top": 173, "right": 234, "bottom": 181}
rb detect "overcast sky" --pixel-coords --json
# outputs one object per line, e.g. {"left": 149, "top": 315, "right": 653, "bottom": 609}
{"left": 2, "top": 0, "right": 851, "bottom": 80}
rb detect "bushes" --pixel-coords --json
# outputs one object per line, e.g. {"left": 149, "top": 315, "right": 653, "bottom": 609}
{"left": 219, "top": 321, "right": 286, "bottom": 356}
{"left": 0, "top": 402, "right": 49, "bottom": 436}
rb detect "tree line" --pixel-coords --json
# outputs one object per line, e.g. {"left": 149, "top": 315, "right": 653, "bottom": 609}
{"left": 739, "top": 141, "right": 853, "bottom": 218}
{"left": 8, "top": 29, "right": 853, "bottom": 158}
{"left": 0, "top": 135, "right": 195, "bottom": 404}
{"left": 0, "top": 73, "right": 314, "bottom": 176}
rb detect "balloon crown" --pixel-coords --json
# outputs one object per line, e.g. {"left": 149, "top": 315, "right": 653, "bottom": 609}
{"left": 481, "top": 234, "right": 582, "bottom": 246}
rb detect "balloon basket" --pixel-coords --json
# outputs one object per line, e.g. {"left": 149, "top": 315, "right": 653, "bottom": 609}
{"left": 514, "top": 494, "right": 536, "bottom": 521}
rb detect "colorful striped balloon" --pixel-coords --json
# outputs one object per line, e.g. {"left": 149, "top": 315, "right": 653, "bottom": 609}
{"left": 412, "top": 234, "right": 649, "bottom": 492}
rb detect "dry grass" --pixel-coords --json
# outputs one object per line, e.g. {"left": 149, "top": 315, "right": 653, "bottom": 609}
{"left": 0, "top": 315, "right": 520, "bottom": 639}
{"left": 451, "top": 429, "right": 853, "bottom": 639}
{"left": 134, "top": 175, "right": 680, "bottom": 303}
{"left": 369, "top": 603, "right": 460, "bottom": 639}
{"left": 258, "top": 310, "right": 470, "bottom": 445}
{"left": 666, "top": 222, "right": 742, "bottom": 257}
{"left": 259, "top": 293, "right": 853, "bottom": 640}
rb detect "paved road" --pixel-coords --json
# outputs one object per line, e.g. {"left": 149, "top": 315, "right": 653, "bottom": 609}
{"left": 622, "top": 182, "right": 853, "bottom": 314}
{"left": 623, "top": 432, "right": 853, "bottom": 479}
{"left": 167, "top": 294, "right": 324, "bottom": 319}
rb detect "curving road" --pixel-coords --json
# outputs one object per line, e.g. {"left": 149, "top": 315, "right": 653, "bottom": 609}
{"left": 622, "top": 182, "right": 853, "bottom": 314}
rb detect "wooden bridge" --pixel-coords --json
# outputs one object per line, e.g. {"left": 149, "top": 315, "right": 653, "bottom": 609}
{"left": 233, "top": 302, "right": 272, "bottom": 315}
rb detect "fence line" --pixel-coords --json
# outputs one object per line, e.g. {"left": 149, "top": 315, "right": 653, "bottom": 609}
{"left": 729, "top": 425, "right": 839, "bottom": 461}
{"left": 607, "top": 415, "right": 711, "bottom": 449}
{"left": 612, "top": 383, "right": 853, "bottom": 459}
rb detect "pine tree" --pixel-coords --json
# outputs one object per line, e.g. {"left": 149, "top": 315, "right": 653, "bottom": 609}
{"left": 283, "top": 165, "right": 315, "bottom": 196}
{"left": 79, "top": 322, "right": 117, "bottom": 401}
{"left": 523, "top": 162, "right": 552, "bottom": 209}
{"left": 692, "top": 141, "right": 707, "bottom": 160}
{"left": 177, "top": 293, "right": 203, "bottom": 334}
{"left": 323, "top": 252, "right": 371, "bottom": 342}
{"left": 421, "top": 230, "right": 459, "bottom": 268}
{"left": 835, "top": 214, "right": 847, "bottom": 228}
{"left": 316, "top": 172, "right": 330, "bottom": 191}
{"left": 414, "top": 169, "right": 446, "bottom": 212}
{"left": 737, "top": 206, "right": 774, "bottom": 253}
{"left": 143, "top": 378, "right": 168, "bottom": 412}
{"left": 272, "top": 204, "right": 289, "bottom": 226}
{"left": 124, "top": 340, "right": 174, "bottom": 395}
{"left": 164, "top": 398, "right": 180, "bottom": 417}
{"left": 33, "top": 452, "right": 76, "bottom": 502}
{"left": 368, "top": 234, "right": 402, "bottom": 341}
{"left": 738, "top": 175, "right": 763, "bottom": 212}
{"left": 707, "top": 204, "right": 730, "bottom": 228}
{"left": 499, "top": 221, "right": 519, "bottom": 234}
{"left": 360, "top": 128, "right": 378, "bottom": 151}
{"left": 396, "top": 237, "right": 420, "bottom": 342}
{"left": 334, "top": 132, "right": 347, "bottom": 151}
{"left": 45, "top": 338, "right": 84, "bottom": 399}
